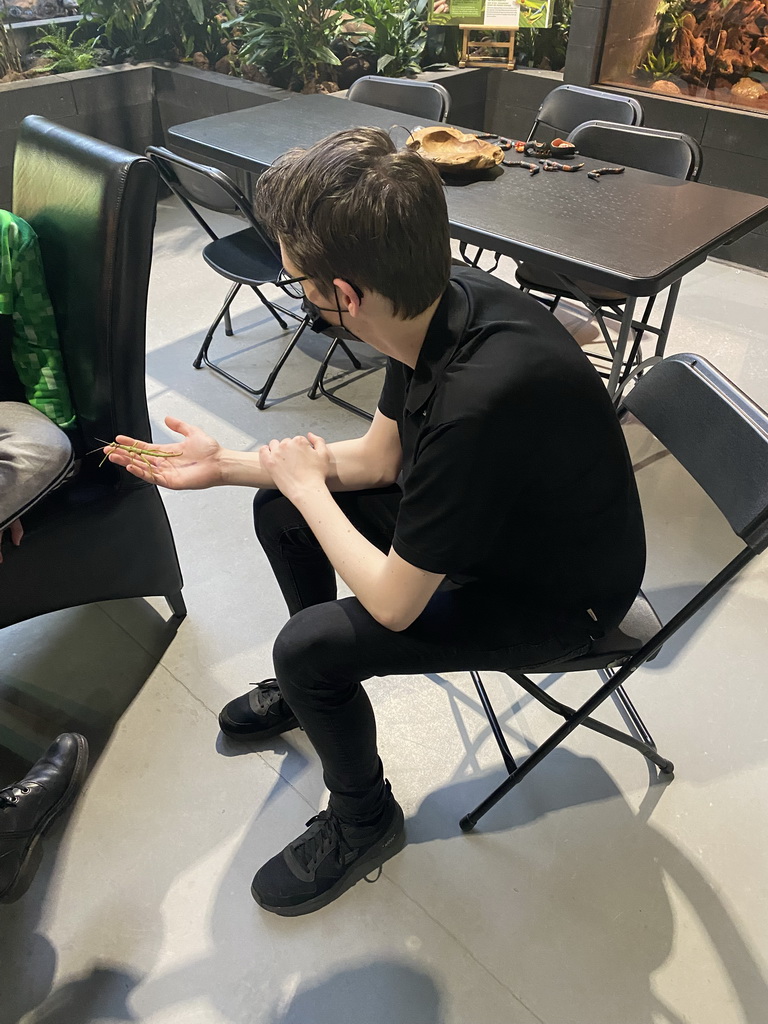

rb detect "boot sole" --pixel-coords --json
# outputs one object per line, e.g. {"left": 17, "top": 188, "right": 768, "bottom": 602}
{"left": 218, "top": 710, "right": 300, "bottom": 741}
{"left": 0, "top": 734, "right": 89, "bottom": 903}
{"left": 252, "top": 804, "right": 406, "bottom": 917}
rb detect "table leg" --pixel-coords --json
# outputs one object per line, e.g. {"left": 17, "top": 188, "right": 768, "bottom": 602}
{"left": 654, "top": 280, "right": 681, "bottom": 359}
{"left": 607, "top": 296, "right": 637, "bottom": 398}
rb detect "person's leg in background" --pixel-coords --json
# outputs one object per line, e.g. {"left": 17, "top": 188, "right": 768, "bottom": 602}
{"left": 0, "top": 401, "right": 73, "bottom": 535}
{"left": 0, "top": 402, "right": 85, "bottom": 903}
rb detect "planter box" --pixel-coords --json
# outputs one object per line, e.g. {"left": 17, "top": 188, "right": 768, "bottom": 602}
{"left": 0, "top": 62, "right": 288, "bottom": 206}
{"left": 9, "top": 14, "right": 82, "bottom": 58}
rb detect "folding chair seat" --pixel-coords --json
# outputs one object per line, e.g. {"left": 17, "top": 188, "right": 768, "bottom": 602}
{"left": 146, "top": 147, "right": 361, "bottom": 409}
{"left": 458, "top": 353, "right": 768, "bottom": 831}
{"left": 515, "top": 123, "right": 702, "bottom": 391}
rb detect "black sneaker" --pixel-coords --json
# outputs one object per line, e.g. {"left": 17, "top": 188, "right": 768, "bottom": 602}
{"left": 218, "top": 679, "right": 299, "bottom": 740}
{"left": 252, "top": 786, "right": 406, "bottom": 916}
{"left": 0, "top": 732, "right": 88, "bottom": 902}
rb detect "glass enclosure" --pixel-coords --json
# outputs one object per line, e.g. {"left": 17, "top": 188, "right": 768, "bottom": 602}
{"left": 599, "top": 0, "right": 768, "bottom": 114}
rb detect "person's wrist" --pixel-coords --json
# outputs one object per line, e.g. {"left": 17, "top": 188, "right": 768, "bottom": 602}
{"left": 288, "top": 478, "right": 330, "bottom": 509}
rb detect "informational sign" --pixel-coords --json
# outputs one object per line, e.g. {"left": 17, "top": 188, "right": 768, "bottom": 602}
{"left": 428, "top": 0, "right": 553, "bottom": 29}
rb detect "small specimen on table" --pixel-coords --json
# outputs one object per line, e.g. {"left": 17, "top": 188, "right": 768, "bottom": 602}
{"left": 587, "top": 166, "right": 625, "bottom": 180}
{"left": 89, "top": 438, "right": 182, "bottom": 478}
{"left": 540, "top": 159, "right": 585, "bottom": 172}
{"left": 502, "top": 160, "right": 540, "bottom": 174}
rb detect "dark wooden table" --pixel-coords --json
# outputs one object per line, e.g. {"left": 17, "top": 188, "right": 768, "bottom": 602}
{"left": 170, "top": 93, "right": 768, "bottom": 396}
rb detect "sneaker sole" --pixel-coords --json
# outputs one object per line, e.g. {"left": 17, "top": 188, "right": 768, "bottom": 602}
{"left": 0, "top": 733, "right": 89, "bottom": 903}
{"left": 218, "top": 709, "right": 300, "bottom": 741}
{"left": 252, "top": 804, "right": 406, "bottom": 917}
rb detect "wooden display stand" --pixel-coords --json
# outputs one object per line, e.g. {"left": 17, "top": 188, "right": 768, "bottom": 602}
{"left": 459, "top": 25, "right": 516, "bottom": 70}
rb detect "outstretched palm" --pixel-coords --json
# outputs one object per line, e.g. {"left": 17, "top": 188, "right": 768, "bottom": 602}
{"left": 105, "top": 416, "right": 222, "bottom": 490}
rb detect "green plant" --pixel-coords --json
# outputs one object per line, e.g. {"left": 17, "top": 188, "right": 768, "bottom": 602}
{"left": 516, "top": 0, "right": 572, "bottom": 72}
{"left": 639, "top": 46, "right": 681, "bottom": 78}
{"left": 1, "top": 19, "right": 24, "bottom": 78}
{"left": 32, "top": 26, "right": 103, "bottom": 73}
{"left": 338, "top": 0, "right": 428, "bottom": 77}
{"left": 226, "top": 0, "right": 342, "bottom": 90}
{"left": 77, "top": 0, "right": 233, "bottom": 65}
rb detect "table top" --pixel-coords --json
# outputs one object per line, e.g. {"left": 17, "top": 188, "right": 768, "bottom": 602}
{"left": 170, "top": 93, "right": 768, "bottom": 297}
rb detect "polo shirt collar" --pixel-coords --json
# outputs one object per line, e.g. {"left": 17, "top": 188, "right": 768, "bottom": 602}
{"left": 404, "top": 278, "right": 470, "bottom": 416}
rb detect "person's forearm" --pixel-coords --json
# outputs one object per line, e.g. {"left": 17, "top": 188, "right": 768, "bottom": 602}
{"left": 218, "top": 436, "right": 398, "bottom": 491}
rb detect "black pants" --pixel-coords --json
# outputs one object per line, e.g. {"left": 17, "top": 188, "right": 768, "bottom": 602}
{"left": 255, "top": 487, "right": 599, "bottom": 825}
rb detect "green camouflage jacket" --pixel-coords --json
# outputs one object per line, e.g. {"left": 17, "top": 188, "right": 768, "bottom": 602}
{"left": 0, "top": 209, "right": 75, "bottom": 429}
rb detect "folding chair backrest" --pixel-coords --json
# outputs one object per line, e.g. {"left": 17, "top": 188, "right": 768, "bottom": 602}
{"left": 622, "top": 354, "right": 768, "bottom": 552}
{"left": 530, "top": 84, "right": 643, "bottom": 140}
{"left": 347, "top": 75, "right": 451, "bottom": 122}
{"left": 568, "top": 121, "right": 702, "bottom": 181}
{"left": 146, "top": 146, "right": 280, "bottom": 258}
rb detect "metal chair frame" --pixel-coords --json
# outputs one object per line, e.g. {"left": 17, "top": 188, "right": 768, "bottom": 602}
{"left": 459, "top": 353, "right": 768, "bottom": 830}
{"left": 147, "top": 147, "right": 360, "bottom": 409}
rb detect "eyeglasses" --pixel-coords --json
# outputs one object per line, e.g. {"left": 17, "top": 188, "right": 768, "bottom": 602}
{"left": 277, "top": 271, "right": 363, "bottom": 309}
{"left": 277, "top": 272, "right": 309, "bottom": 300}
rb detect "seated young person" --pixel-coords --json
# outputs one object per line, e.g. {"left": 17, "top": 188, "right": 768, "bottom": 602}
{"left": 106, "top": 128, "right": 646, "bottom": 917}
{"left": 0, "top": 208, "right": 75, "bottom": 553}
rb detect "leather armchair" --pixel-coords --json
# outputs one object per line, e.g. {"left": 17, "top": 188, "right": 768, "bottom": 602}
{"left": 0, "top": 116, "right": 185, "bottom": 628}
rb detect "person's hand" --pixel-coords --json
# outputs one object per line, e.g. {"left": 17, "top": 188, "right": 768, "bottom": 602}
{"left": 259, "top": 432, "right": 331, "bottom": 503}
{"left": 105, "top": 416, "right": 223, "bottom": 490}
{"left": 434, "top": 0, "right": 450, "bottom": 13}
{"left": 0, "top": 518, "right": 23, "bottom": 564}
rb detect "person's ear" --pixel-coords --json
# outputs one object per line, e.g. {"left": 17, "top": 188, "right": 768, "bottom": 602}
{"left": 333, "top": 278, "right": 362, "bottom": 317}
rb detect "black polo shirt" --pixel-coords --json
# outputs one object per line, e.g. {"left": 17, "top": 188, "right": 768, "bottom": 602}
{"left": 378, "top": 266, "right": 645, "bottom": 625}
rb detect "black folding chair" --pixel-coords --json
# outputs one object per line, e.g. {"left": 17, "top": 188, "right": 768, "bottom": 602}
{"left": 308, "top": 76, "right": 451, "bottom": 420}
{"left": 146, "top": 146, "right": 361, "bottom": 409}
{"left": 516, "top": 123, "right": 703, "bottom": 391}
{"left": 347, "top": 75, "right": 451, "bottom": 122}
{"left": 528, "top": 84, "right": 643, "bottom": 142}
{"left": 458, "top": 85, "right": 644, "bottom": 272}
{"left": 458, "top": 353, "right": 768, "bottom": 830}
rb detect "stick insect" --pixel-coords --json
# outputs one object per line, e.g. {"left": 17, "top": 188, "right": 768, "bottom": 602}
{"left": 88, "top": 438, "right": 183, "bottom": 479}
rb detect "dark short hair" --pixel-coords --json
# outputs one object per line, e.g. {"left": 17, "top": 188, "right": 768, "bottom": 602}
{"left": 253, "top": 127, "right": 451, "bottom": 319}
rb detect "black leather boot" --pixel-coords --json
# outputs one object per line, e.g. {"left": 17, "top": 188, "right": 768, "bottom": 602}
{"left": 0, "top": 732, "right": 88, "bottom": 902}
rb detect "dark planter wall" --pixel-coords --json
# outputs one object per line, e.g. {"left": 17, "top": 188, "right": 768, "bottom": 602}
{"left": 484, "top": 68, "right": 564, "bottom": 140}
{"left": 0, "top": 62, "right": 287, "bottom": 208}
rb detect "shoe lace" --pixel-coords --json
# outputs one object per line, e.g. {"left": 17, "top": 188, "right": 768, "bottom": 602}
{"left": 0, "top": 785, "right": 30, "bottom": 806}
{"left": 291, "top": 810, "right": 351, "bottom": 874}
{"left": 249, "top": 680, "right": 283, "bottom": 713}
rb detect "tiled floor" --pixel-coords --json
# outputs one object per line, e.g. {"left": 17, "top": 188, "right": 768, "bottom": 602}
{"left": 1, "top": 199, "right": 767, "bottom": 1024}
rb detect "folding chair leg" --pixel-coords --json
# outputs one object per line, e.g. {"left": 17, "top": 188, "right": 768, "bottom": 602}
{"left": 254, "top": 315, "right": 311, "bottom": 409}
{"left": 459, "top": 664, "right": 674, "bottom": 833}
{"left": 468, "top": 671, "right": 518, "bottom": 772}
{"left": 339, "top": 340, "right": 363, "bottom": 370}
{"left": 193, "top": 282, "right": 241, "bottom": 369}
{"left": 251, "top": 285, "right": 289, "bottom": 331}
{"left": 308, "top": 338, "right": 373, "bottom": 420}
{"left": 224, "top": 304, "right": 234, "bottom": 337}
{"left": 507, "top": 670, "right": 672, "bottom": 771}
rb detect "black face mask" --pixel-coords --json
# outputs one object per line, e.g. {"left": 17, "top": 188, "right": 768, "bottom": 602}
{"left": 287, "top": 277, "right": 365, "bottom": 344}
{"left": 302, "top": 298, "right": 365, "bottom": 344}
